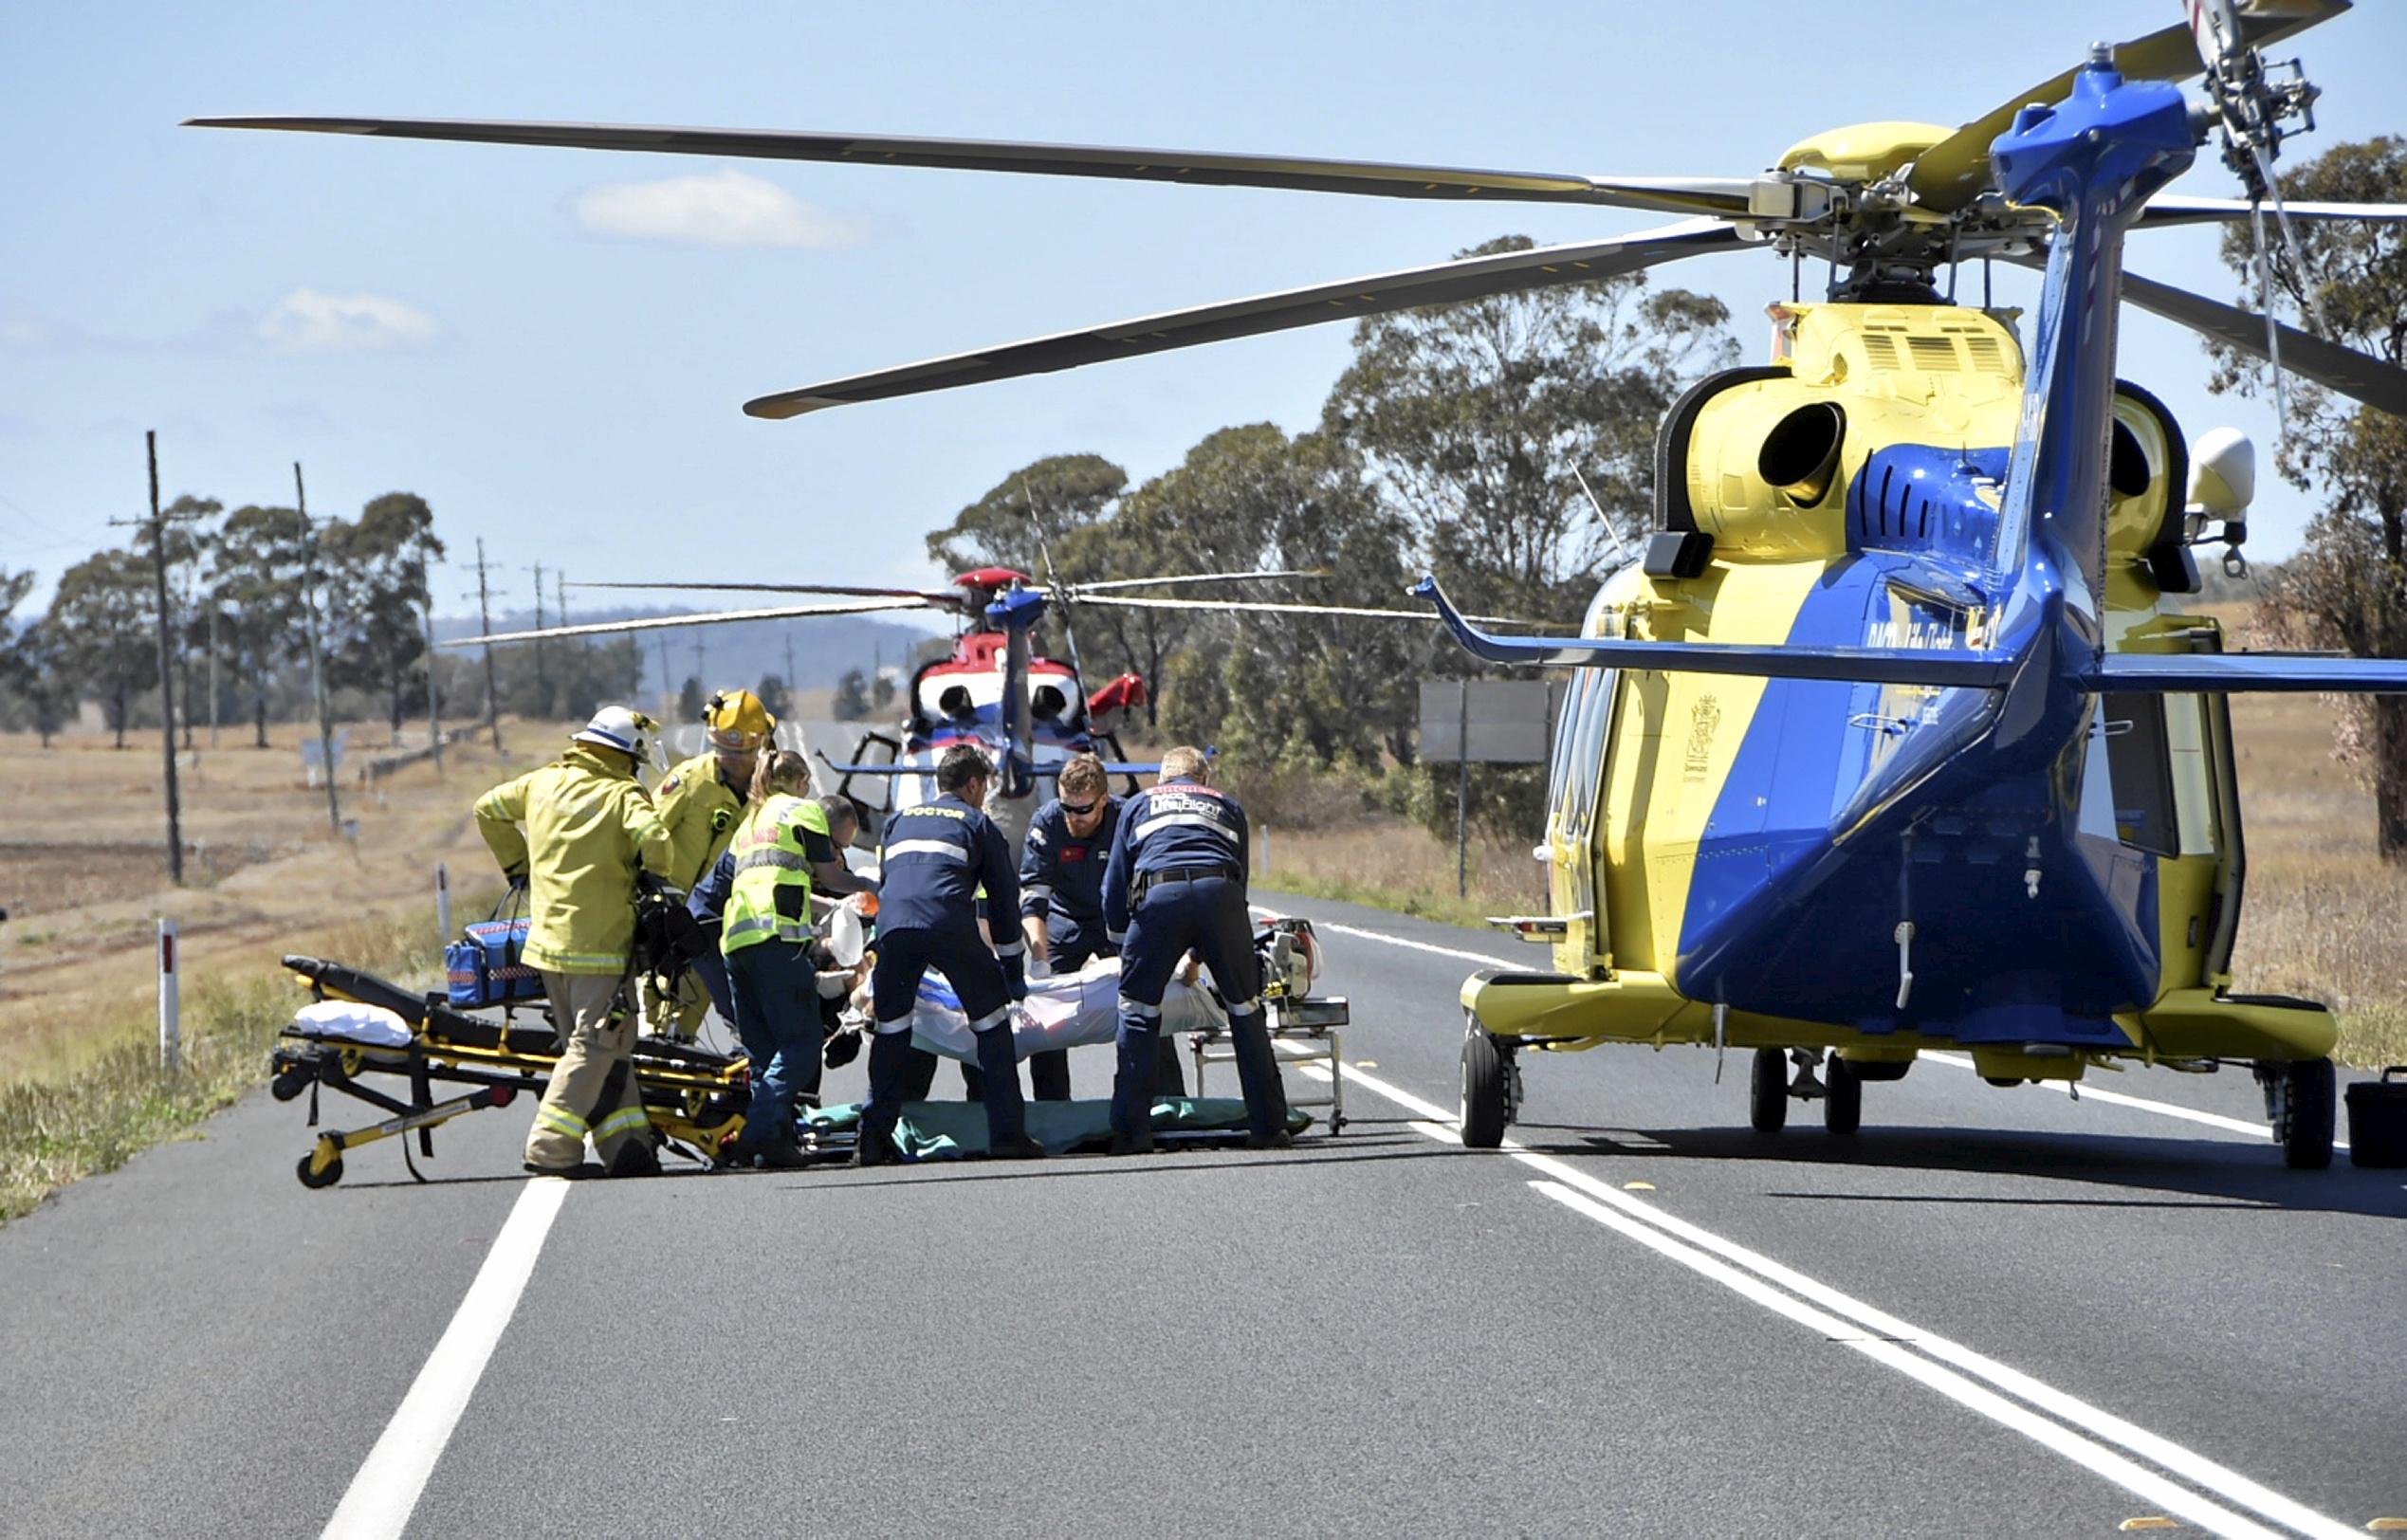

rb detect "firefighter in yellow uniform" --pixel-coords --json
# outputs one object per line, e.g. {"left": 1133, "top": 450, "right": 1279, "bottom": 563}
{"left": 645, "top": 688, "right": 776, "bottom": 1036}
{"left": 475, "top": 706, "right": 676, "bottom": 1178}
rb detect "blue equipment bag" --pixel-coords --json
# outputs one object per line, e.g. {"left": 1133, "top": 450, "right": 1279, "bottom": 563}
{"left": 445, "top": 889, "right": 544, "bottom": 1007}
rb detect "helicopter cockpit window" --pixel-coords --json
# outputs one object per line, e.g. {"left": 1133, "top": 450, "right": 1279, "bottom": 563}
{"left": 2101, "top": 692, "right": 2179, "bottom": 858}
{"left": 1031, "top": 684, "right": 1068, "bottom": 722}
{"left": 938, "top": 685, "right": 977, "bottom": 723}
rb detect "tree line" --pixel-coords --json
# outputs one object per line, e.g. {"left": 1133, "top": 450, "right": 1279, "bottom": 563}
{"left": 0, "top": 490, "right": 641, "bottom": 751}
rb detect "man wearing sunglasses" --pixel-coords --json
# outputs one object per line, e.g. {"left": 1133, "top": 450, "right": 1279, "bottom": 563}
{"left": 1018, "top": 754, "right": 1120, "bottom": 1101}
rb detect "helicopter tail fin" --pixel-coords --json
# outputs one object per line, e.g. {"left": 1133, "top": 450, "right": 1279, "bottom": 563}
{"left": 2095, "top": 652, "right": 2407, "bottom": 694}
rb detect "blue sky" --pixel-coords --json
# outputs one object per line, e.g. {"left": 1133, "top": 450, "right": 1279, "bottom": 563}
{"left": 4, "top": 0, "right": 2401, "bottom": 621}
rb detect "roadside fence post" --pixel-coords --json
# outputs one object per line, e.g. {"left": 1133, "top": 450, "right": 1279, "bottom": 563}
{"left": 157, "top": 917, "right": 181, "bottom": 1073}
{"left": 436, "top": 861, "right": 453, "bottom": 942}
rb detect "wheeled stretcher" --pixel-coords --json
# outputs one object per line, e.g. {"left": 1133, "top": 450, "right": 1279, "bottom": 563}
{"left": 270, "top": 953, "right": 765, "bottom": 1188}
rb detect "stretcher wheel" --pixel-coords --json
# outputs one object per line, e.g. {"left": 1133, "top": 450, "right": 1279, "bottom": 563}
{"left": 1460, "top": 1023, "right": 1510, "bottom": 1149}
{"left": 2274, "top": 1057, "right": 2335, "bottom": 1170}
{"left": 269, "top": 1066, "right": 312, "bottom": 1103}
{"left": 1748, "top": 1049, "right": 1789, "bottom": 1132}
{"left": 1823, "top": 1054, "right": 1862, "bottom": 1136}
{"left": 296, "top": 1150, "right": 345, "bottom": 1189}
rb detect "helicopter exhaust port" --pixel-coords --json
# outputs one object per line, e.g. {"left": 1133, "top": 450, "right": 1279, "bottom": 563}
{"left": 1757, "top": 401, "right": 1847, "bottom": 506}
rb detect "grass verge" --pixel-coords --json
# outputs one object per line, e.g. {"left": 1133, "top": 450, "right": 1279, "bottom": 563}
{"left": 0, "top": 917, "right": 448, "bottom": 1226}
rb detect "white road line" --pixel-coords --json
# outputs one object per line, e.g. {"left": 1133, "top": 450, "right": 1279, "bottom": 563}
{"left": 1250, "top": 902, "right": 1517, "bottom": 968}
{"left": 1530, "top": 1182, "right": 2287, "bottom": 1540}
{"left": 1923, "top": 1052, "right": 2349, "bottom": 1150}
{"left": 322, "top": 1178, "right": 570, "bottom": 1540}
{"left": 1322, "top": 1056, "right": 2358, "bottom": 1539}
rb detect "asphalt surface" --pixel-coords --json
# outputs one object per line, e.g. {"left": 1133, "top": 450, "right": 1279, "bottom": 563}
{"left": 1, "top": 891, "right": 2401, "bottom": 1538}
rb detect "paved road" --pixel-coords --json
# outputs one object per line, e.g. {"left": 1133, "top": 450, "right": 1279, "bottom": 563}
{"left": 1, "top": 893, "right": 2399, "bottom": 1538}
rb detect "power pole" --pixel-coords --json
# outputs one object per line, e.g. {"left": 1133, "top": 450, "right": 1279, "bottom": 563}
{"left": 469, "top": 538, "right": 505, "bottom": 758}
{"left": 689, "top": 639, "right": 707, "bottom": 696}
{"left": 782, "top": 627, "right": 797, "bottom": 692}
{"left": 111, "top": 431, "right": 194, "bottom": 884}
{"left": 654, "top": 633, "right": 672, "bottom": 718}
{"left": 421, "top": 552, "right": 443, "bottom": 773}
{"left": 555, "top": 569, "right": 569, "bottom": 628}
{"left": 207, "top": 605, "right": 221, "bottom": 749}
{"left": 525, "top": 561, "right": 549, "bottom": 717}
{"left": 295, "top": 463, "right": 343, "bottom": 836}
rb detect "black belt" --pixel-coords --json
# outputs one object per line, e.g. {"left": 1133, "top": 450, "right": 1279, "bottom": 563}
{"left": 1144, "top": 865, "right": 1237, "bottom": 887}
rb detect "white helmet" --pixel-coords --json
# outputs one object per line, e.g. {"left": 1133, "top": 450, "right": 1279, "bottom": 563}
{"left": 573, "top": 706, "right": 662, "bottom": 767}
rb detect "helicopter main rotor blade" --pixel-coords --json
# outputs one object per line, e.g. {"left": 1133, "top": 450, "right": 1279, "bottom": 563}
{"left": 1076, "top": 593, "right": 1547, "bottom": 627}
{"left": 444, "top": 596, "right": 933, "bottom": 649}
{"left": 1903, "top": 1, "right": 2349, "bottom": 214}
{"left": 2119, "top": 266, "right": 2407, "bottom": 418}
{"left": 182, "top": 114, "right": 1755, "bottom": 217}
{"left": 746, "top": 218, "right": 1742, "bottom": 417}
{"left": 1065, "top": 569, "right": 1330, "bottom": 594}
{"left": 569, "top": 578, "right": 963, "bottom": 604}
{"left": 2137, "top": 194, "right": 2407, "bottom": 229}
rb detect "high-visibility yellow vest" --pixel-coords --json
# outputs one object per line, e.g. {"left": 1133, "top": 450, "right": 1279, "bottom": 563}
{"left": 722, "top": 793, "right": 831, "bottom": 954}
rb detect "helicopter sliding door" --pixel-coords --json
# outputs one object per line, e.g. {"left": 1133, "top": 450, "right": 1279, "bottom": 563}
{"left": 1543, "top": 665, "right": 1619, "bottom": 977}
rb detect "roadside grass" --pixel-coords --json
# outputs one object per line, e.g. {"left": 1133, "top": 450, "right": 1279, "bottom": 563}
{"left": 1259, "top": 823, "right": 1546, "bottom": 934}
{"left": 0, "top": 916, "right": 449, "bottom": 1226}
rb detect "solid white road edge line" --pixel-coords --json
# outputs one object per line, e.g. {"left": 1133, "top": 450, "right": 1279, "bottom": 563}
{"left": 321, "top": 1177, "right": 572, "bottom": 1540}
{"left": 1922, "top": 1052, "right": 2349, "bottom": 1151}
{"left": 1527, "top": 1182, "right": 2285, "bottom": 1540}
{"left": 1253, "top": 898, "right": 2339, "bottom": 1150}
{"left": 1325, "top": 1057, "right": 2359, "bottom": 1540}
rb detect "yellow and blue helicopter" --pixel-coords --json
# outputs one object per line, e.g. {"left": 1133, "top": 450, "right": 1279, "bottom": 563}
{"left": 193, "top": 1, "right": 2407, "bottom": 1165}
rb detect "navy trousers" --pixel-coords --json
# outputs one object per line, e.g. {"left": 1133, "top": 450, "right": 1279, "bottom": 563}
{"left": 1112, "top": 876, "right": 1282, "bottom": 1140}
{"left": 726, "top": 940, "right": 820, "bottom": 1148}
{"left": 863, "top": 926, "right": 1027, "bottom": 1148}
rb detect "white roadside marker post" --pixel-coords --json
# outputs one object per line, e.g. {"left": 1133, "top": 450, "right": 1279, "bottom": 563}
{"left": 435, "top": 862, "right": 453, "bottom": 942}
{"left": 157, "top": 917, "right": 180, "bottom": 1073}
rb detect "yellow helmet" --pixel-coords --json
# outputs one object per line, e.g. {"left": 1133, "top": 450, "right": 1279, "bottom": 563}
{"left": 705, "top": 688, "right": 776, "bottom": 753}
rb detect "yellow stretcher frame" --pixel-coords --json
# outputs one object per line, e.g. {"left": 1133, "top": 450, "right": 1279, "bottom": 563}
{"left": 273, "top": 953, "right": 758, "bottom": 1188}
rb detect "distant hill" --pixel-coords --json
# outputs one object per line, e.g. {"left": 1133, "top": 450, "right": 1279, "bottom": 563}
{"left": 433, "top": 606, "right": 947, "bottom": 694}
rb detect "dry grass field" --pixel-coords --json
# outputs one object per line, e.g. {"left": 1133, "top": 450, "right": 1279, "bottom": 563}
{"left": 0, "top": 720, "right": 538, "bottom": 1088}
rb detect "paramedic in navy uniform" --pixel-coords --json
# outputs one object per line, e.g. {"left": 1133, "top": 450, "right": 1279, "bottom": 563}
{"left": 1102, "top": 745, "right": 1289, "bottom": 1154}
{"left": 857, "top": 743, "right": 1046, "bottom": 1164}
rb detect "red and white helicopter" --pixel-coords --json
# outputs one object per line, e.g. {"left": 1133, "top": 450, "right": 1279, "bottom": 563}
{"left": 453, "top": 559, "right": 1485, "bottom": 846}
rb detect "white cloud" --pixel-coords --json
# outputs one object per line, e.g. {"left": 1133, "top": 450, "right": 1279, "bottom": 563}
{"left": 258, "top": 289, "right": 439, "bottom": 354}
{"left": 571, "top": 169, "right": 872, "bottom": 249}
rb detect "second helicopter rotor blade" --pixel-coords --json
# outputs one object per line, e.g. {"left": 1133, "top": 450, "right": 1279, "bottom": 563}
{"left": 442, "top": 596, "right": 937, "bottom": 648}
{"left": 569, "top": 579, "right": 963, "bottom": 604}
{"left": 1065, "top": 570, "right": 1330, "bottom": 595}
{"left": 745, "top": 218, "right": 1743, "bottom": 417}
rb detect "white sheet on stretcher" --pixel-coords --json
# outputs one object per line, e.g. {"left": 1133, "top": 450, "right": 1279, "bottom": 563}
{"left": 289, "top": 999, "right": 414, "bottom": 1049}
{"left": 910, "top": 956, "right": 1226, "bottom": 1063}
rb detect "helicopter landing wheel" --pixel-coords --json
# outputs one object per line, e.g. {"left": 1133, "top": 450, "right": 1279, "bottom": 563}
{"left": 1461, "top": 1021, "right": 1512, "bottom": 1149}
{"left": 1749, "top": 1048, "right": 1789, "bottom": 1132}
{"left": 2272, "top": 1057, "right": 2335, "bottom": 1170}
{"left": 1824, "top": 1054, "right": 1863, "bottom": 1136}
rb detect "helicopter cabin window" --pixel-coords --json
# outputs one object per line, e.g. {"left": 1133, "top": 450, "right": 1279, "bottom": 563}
{"left": 1546, "top": 668, "right": 1619, "bottom": 839}
{"left": 2097, "top": 692, "right": 2180, "bottom": 858}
